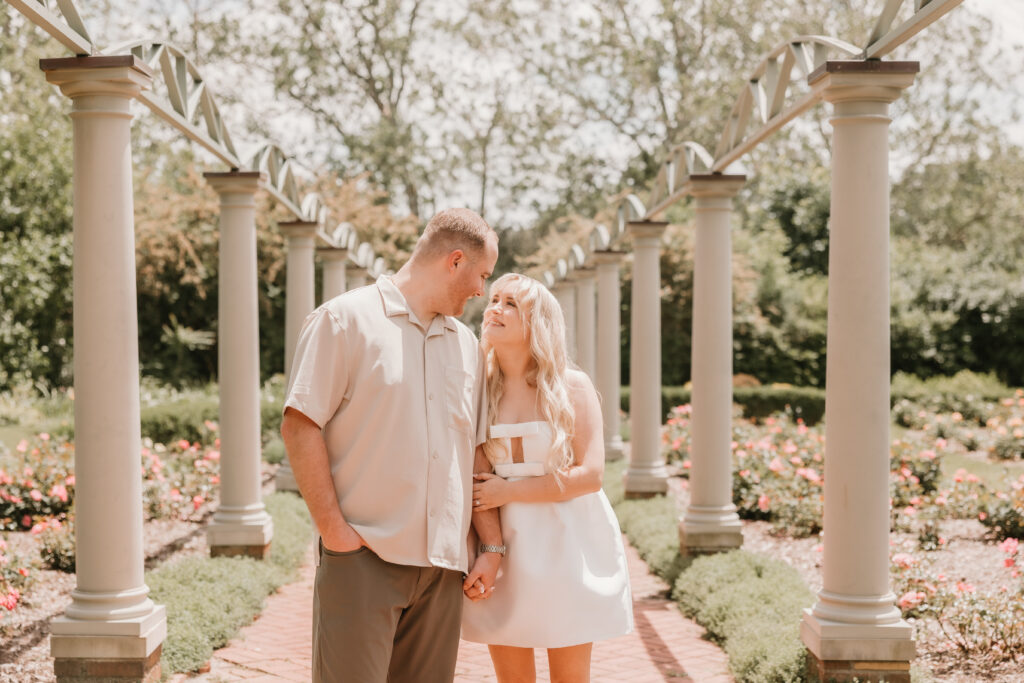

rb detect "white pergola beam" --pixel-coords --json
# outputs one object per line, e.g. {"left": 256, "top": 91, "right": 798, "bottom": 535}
{"left": 8, "top": 0, "right": 92, "bottom": 54}
{"left": 863, "top": 0, "right": 965, "bottom": 60}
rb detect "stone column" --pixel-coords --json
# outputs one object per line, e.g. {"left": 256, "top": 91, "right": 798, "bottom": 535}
{"left": 624, "top": 221, "right": 669, "bottom": 497}
{"left": 594, "top": 251, "right": 626, "bottom": 461}
{"left": 800, "top": 61, "right": 919, "bottom": 683}
{"left": 204, "top": 172, "right": 274, "bottom": 559}
{"left": 40, "top": 55, "right": 166, "bottom": 682}
{"left": 680, "top": 174, "right": 746, "bottom": 556}
{"left": 278, "top": 220, "right": 317, "bottom": 493}
{"left": 346, "top": 265, "right": 369, "bottom": 290}
{"left": 553, "top": 281, "right": 577, "bottom": 360}
{"left": 571, "top": 269, "right": 597, "bottom": 379}
{"left": 318, "top": 246, "right": 348, "bottom": 303}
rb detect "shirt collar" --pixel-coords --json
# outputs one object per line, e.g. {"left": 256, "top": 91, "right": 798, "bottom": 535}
{"left": 376, "top": 275, "right": 458, "bottom": 334}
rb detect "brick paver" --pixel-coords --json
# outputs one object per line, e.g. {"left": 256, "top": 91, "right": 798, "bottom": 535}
{"left": 176, "top": 538, "right": 733, "bottom": 682}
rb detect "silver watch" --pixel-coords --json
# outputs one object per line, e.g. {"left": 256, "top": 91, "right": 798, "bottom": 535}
{"left": 479, "top": 543, "right": 506, "bottom": 556}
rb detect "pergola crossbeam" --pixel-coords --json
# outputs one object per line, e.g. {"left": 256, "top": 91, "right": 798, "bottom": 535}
{"left": 863, "top": 0, "right": 965, "bottom": 60}
{"left": 8, "top": 0, "right": 92, "bottom": 54}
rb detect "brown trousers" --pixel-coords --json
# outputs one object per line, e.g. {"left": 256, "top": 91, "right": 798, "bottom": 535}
{"left": 313, "top": 543, "right": 463, "bottom": 683}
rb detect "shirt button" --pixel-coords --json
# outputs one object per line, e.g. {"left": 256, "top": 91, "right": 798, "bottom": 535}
{"left": 429, "top": 509, "right": 435, "bottom": 517}
{"left": 428, "top": 393, "right": 434, "bottom": 401}
{"left": 432, "top": 451, "right": 438, "bottom": 460}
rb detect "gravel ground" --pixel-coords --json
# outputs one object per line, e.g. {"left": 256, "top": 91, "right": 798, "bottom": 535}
{"left": 669, "top": 475, "right": 1024, "bottom": 682}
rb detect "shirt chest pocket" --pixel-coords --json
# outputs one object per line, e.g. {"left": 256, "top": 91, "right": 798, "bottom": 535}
{"left": 444, "top": 366, "right": 475, "bottom": 434}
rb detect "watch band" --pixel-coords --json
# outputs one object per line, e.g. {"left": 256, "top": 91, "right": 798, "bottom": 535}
{"left": 479, "top": 543, "right": 506, "bottom": 556}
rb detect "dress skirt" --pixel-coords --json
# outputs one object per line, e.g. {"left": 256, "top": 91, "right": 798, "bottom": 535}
{"left": 461, "top": 487, "right": 633, "bottom": 649}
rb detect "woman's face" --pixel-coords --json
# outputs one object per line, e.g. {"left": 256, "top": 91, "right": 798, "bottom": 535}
{"left": 481, "top": 284, "right": 528, "bottom": 348}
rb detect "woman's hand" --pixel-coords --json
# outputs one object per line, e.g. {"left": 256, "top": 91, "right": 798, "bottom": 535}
{"left": 472, "top": 473, "right": 512, "bottom": 511}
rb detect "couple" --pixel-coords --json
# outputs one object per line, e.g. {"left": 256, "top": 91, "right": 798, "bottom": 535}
{"left": 280, "top": 208, "right": 632, "bottom": 683}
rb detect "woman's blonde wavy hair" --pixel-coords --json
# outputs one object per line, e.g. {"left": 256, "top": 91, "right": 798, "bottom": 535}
{"left": 481, "top": 274, "right": 576, "bottom": 475}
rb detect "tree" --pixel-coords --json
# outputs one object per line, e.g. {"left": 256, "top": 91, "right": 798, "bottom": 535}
{"left": 0, "top": 12, "right": 74, "bottom": 390}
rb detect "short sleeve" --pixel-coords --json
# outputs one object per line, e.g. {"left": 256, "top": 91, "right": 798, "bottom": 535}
{"left": 473, "top": 348, "right": 488, "bottom": 448}
{"left": 283, "top": 307, "right": 350, "bottom": 429}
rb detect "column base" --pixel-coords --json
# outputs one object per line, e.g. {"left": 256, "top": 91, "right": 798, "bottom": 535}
{"left": 804, "top": 650, "right": 911, "bottom": 683}
{"left": 679, "top": 525, "right": 743, "bottom": 556}
{"left": 51, "top": 604, "right": 166, "bottom": 661}
{"left": 207, "top": 512, "right": 274, "bottom": 552}
{"left": 801, "top": 609, "right": 915, "bottom": 664}
{"left": 274, "top": 463, "right": 300, "bottom": 493}
{"left": 623, "top": 466, "right": 669, "bottom": 498}
{"left": 605, "top": 436, "right": 625, "bottom": 461}
{"left": 55, "top": 645, "right": 161, "bottom": 683}
{"left": 210, "top": 542, "right": 272, "bottom": 559}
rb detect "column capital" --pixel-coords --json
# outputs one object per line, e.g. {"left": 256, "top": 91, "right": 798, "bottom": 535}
{"left": 592, "top": 249, "right": 627, "bottom": 266}
{"left": 204, "top": 171, "right": 265, "bottom": 195}
{"left": 317, "top": 246, "right": 349, "bottom": 261}
{"left": 627, "top": 221, "right": 668, "bottom": 242}
{"left": 809, "top": 61, "right": 919, "bottom": 106}
{"left": 684, "top": 174, "right": 746, "bottom": 199}
{"left": 567, "top": 266, "right": 596, "bottom": 282}
{"left": 41, "top": 55, "right": 153, "bottom": 100}
{"left": 279, "top": 220, "right": 318, "bottom": 240}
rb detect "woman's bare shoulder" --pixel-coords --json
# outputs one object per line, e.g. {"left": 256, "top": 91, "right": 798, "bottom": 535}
{"left": 565, "top": 368, "right": 598, "bottom": 401}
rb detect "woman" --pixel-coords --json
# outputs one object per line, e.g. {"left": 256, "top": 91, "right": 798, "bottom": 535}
{"left": 461, "top": 273, "right": 632, "bottom": 682}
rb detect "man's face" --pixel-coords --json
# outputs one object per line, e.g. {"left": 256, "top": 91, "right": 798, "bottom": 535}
{"left": 448, "top": 236, "right": 499, "bottom": 317}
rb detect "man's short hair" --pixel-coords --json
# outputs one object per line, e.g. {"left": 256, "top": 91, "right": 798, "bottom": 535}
{"left": 414, "top": 208, "right": 494, "bottom": 261}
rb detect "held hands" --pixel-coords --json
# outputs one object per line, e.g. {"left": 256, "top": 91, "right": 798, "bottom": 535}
{"left": 472, "top": 473, "right": 512, "bottom": 511}
{"left": 463, "top": 551, "right": 501, "bottom": 601}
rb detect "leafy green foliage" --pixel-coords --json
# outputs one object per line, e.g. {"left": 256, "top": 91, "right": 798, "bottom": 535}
{"left": 0, "top": 14, "right": 74, "bottom": 390}
{"left": 674, "top": 551, "right": 813, "bottom": 683}
{"left": 148, "top": 492, "right": 312, "bottom": 675}
{"left": 620, "top": 385, "right": 826, "bottom": 425}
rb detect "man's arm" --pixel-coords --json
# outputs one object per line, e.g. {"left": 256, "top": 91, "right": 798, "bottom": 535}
{"left": 464, "top": 446, "right": 502, "bottom": 600}
{"left": 280, "top": 407, "right": 364, "bottom": 552}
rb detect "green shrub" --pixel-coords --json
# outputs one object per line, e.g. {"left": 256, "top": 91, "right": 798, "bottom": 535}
{"left": 149, "top": 492, "right": 312, "bottom": 675}
{"left": 262, "top": 436, "right": 286, "bottom": 465}
{"left": 980, "top": 476, "right": 1024, "bottom": 540}
{"left": 674, "top": 551, "right": 814, "bottom": 683}
{"left": 39, "top": 516, "right": 75, "bottom": 572}
{"left": 138, "top": 377, "right": 285, "bottom": 446}
{"left": 140, "top": 396, "right": 219, "bottom": 445}
{"left": 891, "top": 370, "right": 1009, "bottom": 423}
{"left": 621, "top": 385, "right": 826, "bottom": 425}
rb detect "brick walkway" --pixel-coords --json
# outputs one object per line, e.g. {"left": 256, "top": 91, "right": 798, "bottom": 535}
{"left": 178, "top": 538, "right": 733, "bottom": 682}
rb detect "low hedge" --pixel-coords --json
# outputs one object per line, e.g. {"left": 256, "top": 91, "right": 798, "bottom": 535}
{"left": 139, "top": 395, "right": 284, "bottom": 446}
{"left": 674, "top": 552, "right": 814, "bottom": 683}
{"left": 620, "top": 386, "right": 826, "bottom": 425}
{"left": 602, "top": 459, "right": 814, "bottom": 683}
{"left": 147, "top": 492, "right": 312, "bottom": 676}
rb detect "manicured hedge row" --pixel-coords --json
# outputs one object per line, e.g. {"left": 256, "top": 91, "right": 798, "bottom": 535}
{"left": 139, "top": 396, "right": 284, "bottom": 445}
{"left": 149, "top": 492, "right": 312, "bottom": 676}
{"left": 602, "top": 460, "right": 814, "bottom": 683}
{"left": 619, "top": 385, "right": 826, "bottom": 425}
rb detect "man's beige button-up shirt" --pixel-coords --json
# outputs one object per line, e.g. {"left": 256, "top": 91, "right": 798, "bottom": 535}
{"left": 284, "top": 276, "right": 486, "bottom": 572}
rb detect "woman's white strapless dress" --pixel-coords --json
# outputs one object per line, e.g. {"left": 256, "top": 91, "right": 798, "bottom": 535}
{"left": 461, "top": 421, "right": 633, "bottom": 649}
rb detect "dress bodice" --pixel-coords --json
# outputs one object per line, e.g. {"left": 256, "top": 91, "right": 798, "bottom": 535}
{"left": 488, "top": 421, "right": 554, "bottom": 478}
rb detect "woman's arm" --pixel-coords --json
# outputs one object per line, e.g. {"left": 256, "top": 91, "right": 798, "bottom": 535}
{"left": 465, "top": 446, "right": 502, "bottom": 600}
{"left": 473, "top": 370, "right": 605, "bottom": 508}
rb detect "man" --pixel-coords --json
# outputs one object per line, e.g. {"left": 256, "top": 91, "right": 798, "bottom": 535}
{"left": 280, "top": 208, "right": 503, "bottom": 682}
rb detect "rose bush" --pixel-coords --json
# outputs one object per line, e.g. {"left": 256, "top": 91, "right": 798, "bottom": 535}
{"left": 0, "top": 434, "right": 74, "bottom": 530}
{"left": 0, "top": 535, "right": 34, "bottom": 622}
